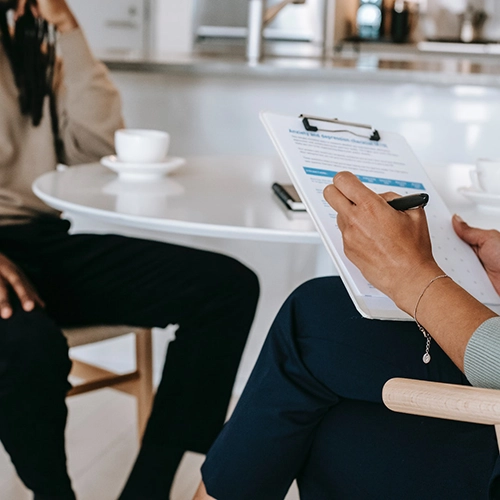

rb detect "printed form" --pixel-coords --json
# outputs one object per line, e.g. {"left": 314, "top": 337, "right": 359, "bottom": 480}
{"left": 261, "top": 112, "right": 500, "bottom": 320}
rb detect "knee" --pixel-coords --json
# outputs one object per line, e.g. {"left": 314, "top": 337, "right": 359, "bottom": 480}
{"left": 288, "top": 276, "right": 352, "bottom": 315}
{"left": 270, "top": 276, "right": 351, "bottom": 342}
{"left": 288, "top": 276, "right": 343, "bottom": 303}
{"left": 230, "top": 258, "right": 260, "bottom": 304}
{"left": 284, "top": 276, "right": 340, "bottom": 321}
{"left": 207, "top": 253, "right": 260, "bottom": 306}
{"left": 0, "top": 306, "right": 71, "bottom": 389}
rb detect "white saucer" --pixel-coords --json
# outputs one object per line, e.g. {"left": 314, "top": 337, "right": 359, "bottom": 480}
{"left": 459, "top": 186, "right": 500, "bottom": 211}
{"left": 101, "top": 155, "right": 185, "bottom": 181}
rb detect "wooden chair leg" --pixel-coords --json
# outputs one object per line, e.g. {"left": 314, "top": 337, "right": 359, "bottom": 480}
{"left": 134, "top": 328, "right": 154, "bottom": 439}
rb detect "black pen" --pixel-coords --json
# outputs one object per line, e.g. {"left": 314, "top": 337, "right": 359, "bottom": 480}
{"left": 387, "top": 193, "right": 429, "bottom": 211}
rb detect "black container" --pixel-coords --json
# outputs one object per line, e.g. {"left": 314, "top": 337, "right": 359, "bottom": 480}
{"left": 391, "top": 5, "right": 410, "bottom": 43}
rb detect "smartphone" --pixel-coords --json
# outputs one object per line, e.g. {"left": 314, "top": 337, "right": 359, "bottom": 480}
{"left": 272, "top": 183, "right": 306, "bottom": 211}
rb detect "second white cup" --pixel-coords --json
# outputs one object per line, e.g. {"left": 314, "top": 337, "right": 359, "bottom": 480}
{"left": 115, "top": 129, "right": 170, "bottom": 164}
{"left": 472, "top": 158, "right": 500, "bottom": 195}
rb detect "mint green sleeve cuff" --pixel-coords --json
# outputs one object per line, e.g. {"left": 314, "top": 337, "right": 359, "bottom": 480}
{"left": 464, "top": 316, "right": 500, "bottom": 389}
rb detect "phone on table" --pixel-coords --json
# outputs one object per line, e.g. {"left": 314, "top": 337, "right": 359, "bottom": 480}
{"left": 272, "top": 183, "right": 306, "bottom": 211}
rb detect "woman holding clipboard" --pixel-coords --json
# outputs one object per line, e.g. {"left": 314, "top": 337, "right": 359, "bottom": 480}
{"left": 194, "top": 171, "right": 500, "bottom": 500}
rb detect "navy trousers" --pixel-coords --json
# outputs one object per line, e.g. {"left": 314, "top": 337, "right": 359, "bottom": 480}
{"left": 202, "top": 277, "right": 500, "bottom": 500}
{"left": 0, "top": 217, "right": 259, "bottom": 499}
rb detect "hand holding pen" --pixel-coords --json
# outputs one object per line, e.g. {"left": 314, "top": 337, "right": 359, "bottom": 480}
{"left": 323, "top": 171, "right": 443, "bottom": 315}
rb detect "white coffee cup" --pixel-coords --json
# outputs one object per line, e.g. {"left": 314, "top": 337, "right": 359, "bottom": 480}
{"left": 471, "top": 158, "right": 500, "bottom": 195}
{"left": 114, "top": 129, "right": 170, "bottom": 163}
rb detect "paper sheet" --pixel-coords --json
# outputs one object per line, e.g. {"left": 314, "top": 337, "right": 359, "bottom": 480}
{"left": 261, "top": 112, "right": 500, "bottom": 320}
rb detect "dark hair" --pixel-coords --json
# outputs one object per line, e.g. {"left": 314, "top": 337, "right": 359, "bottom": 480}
{"left": 0, "top": 1, "right": 64, "bottom": 160}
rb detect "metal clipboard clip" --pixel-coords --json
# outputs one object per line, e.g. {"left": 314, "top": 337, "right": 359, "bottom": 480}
{"left": 299, "top": 114, "right": 381, "bottom": 142}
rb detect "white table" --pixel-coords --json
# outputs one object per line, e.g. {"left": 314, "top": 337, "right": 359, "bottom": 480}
{"left": 33, "top": 158, "right": 500, "bottom": 236}
{"left": 34, "top": 155, "right": 320, "bottom": 243}
{"left": 33, "top": 156, "right": 328, "bottom": 392}
{"left": 32, "top": 157, "right": 499, "bottom": 391}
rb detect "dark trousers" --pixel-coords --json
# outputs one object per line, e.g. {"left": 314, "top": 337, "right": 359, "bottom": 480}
{"left": 0, "top": 217, "right": 259, "bottom": 499}
{"left": 202, "top": 277, "right": 500, "bottom": 500}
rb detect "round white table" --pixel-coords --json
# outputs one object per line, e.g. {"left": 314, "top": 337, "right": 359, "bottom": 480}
{"left": 33, "top": 156, "right": 320, "bottom": 244}
{"left": 33, "top": 157, "right": 500, "bottom": 239}
{"left": 33, "top": 156, "right": 328, "bottom": 393}
{"left": 32, "top": 156, "right": 499, "bottom": 392}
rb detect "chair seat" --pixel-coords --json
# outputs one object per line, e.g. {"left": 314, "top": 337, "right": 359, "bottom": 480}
{"left": 62, "top": 325, "right": 139, "bottom": 348}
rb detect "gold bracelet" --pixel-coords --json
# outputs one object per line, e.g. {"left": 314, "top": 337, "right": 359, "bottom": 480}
{"left": 413, "top": 274, "right": 451, "bottom": 364}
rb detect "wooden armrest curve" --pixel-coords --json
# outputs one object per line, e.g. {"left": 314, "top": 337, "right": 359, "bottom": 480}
{"left": 383, "top": 378, "right": 500, "bottom": 425}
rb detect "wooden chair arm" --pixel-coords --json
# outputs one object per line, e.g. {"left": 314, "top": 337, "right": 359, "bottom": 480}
{"left": 382, "top": 378, "right": 500, "bottom": 425}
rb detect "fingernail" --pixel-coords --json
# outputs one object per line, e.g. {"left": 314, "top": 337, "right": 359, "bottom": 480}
{"left": 24, "top": 301, "right": 34, "bottom": 311}
{"left": 453, "top": 214, "right": 464, "bottom": 223}
{"left": 1, "top": 308, "right": 11, "bottom": 319}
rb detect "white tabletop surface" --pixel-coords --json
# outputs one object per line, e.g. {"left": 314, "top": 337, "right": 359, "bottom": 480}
{"left": 32, "top": 156, "right": 500, "bottom": 243}
{"left": 33, "top": 156, "right": 320, "bottom": 243}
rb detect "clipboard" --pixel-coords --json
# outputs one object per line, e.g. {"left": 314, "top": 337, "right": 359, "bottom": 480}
{"left": 261, "top": 111, "right": 500, "bottom": 320}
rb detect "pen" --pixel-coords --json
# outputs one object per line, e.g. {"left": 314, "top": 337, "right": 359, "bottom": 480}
{"left": 387, "top": 193, "right": 429, "bottom": 211}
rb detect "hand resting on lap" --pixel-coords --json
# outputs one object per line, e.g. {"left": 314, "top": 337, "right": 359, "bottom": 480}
{"left": 0, "top": 253, "right": 44, "bottom": 319}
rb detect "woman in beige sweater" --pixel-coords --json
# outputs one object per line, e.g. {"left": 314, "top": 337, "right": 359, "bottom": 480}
{"left": 0, "top": 0, "right": 123, "bottom": 219}
{"left": 0, "top": 2, "right": 259, "bottom": 499}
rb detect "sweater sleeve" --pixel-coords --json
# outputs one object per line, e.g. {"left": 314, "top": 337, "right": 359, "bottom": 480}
{"left": 464, "top": 316, "right": 500, "bottom": 389}
{"left": 54, "top": 28, "right": 125, "bottom": 165}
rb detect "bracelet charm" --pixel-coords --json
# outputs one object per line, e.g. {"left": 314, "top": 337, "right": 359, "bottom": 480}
{"left": 413, "top": 274, "right": 451, "bottom": 364}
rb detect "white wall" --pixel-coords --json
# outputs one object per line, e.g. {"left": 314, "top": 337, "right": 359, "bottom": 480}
{"left": 110, "top": 71, "right": 500, "bottom": 166}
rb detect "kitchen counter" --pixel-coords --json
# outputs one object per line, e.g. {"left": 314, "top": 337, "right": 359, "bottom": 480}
{"left": 99, "top": 42, "right": 500, "bottom": 88}
{"left": 102, "top": 39, "right": 500, "bottom": 167}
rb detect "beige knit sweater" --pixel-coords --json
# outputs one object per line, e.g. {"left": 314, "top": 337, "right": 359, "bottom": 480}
{"left": 0, "top": 27, "right": 124, "bottom": 219}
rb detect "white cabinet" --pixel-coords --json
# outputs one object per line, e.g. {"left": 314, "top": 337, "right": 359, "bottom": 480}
{"left": 66, "top": 0, "right": 151, "bottom": 53}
